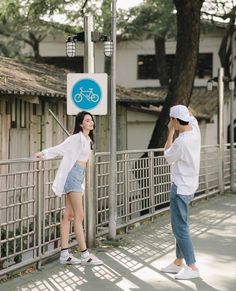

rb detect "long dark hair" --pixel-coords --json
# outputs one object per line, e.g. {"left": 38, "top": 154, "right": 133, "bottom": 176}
{"left": 73, "top": 111, "right": 95, "bottom": 144}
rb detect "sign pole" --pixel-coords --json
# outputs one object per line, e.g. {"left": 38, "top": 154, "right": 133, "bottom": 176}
{"left": 108, "top": 0, "right": 117, "bottom": 240}
{"left": 230, "top": 30, "right": 235, "bottom": 191}
{"left": 84, "top": 15, "right": 96, "bottom": 248}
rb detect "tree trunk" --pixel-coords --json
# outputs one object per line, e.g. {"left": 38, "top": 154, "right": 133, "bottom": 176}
{"left": 218, "top": 6, "right": 236, "bottom": 78}
{"left": 147, "top": 0, "right": 204, "bottom": 149}
{"left": 155, "top": 37, "right": 169, "bottom": 87}
{"left": 28, "top": 32, "right": 41, "bottom": 61}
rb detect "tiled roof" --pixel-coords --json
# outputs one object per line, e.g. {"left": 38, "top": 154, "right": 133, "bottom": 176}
{"left": 0, "top": 57, "right": 232, "bottom": 120}
{"left": 117, "top": 86, "right": 232, "bottom": 120}
{"left": 0, "top": 56, "right": 67, "bottom": 98}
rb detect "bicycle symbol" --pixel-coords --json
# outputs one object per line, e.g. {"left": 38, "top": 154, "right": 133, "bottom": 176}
{"left": 74, "top": 87, "right": 99, "bottom": 103}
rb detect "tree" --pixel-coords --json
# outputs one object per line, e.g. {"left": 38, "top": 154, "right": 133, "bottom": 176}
{"left": 0, "top": 0, "right": 84, "bottom": 60}
{"left": 147, "top": 0, "right": 204, "bottom": 149}
{"left": 120, "top": 0, "right": 176, "bottom": 87}
{"left": 201, "top": 0, "right": 236, "bottom": 78}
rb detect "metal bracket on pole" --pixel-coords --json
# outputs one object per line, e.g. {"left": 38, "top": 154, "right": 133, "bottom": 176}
{"left": 48, "top": 109, "right": 70, "bottom": 137}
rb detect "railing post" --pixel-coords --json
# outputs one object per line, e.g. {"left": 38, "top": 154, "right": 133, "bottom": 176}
{"left": 149, "top": 151, "right": 155, "bottom": 216}
{"left": 86, "top": 152, "right": 96, "bottom": 248}
{"left": 36, "top": 160, "right": 43, "bottom": 269}
{"left": 230, "top": 30, "right": 235, "bottom": 192}
{"left": 124, "top": 153, "right": 129, "bottom": 232}
{"left": 218, "top": 68, "right": 224, "bottom": 194}
{"left": 204, "top": 148, "right": 209, "bottom": 195}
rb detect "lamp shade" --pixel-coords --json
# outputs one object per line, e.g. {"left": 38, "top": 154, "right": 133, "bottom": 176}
{"left": 104, "top": 41, "right": 113, "bottom": 57}
{"left": 66, "top": 37, "right": 76, "bottom": 58}
{"left": 207, "top": 80, "right": 213, "bottom": 91}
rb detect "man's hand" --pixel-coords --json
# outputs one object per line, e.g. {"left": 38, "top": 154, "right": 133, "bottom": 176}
{"left": 167, "top": 119, "right": 175, "bottom": 133}
{"left": 165, "top": 119, "right": 175, "bottom": 151}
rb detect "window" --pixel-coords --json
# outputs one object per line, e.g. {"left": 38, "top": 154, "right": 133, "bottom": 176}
{"left": 227, "top": 119, "right": 236, "bottom": 143}
{"left": 137, "top": 53, "right": 213, "bottom": 80}
{"left": 138, "top": 55, "right": 158, "bottom": 79}
{"left": 196, "top": 53, "right": 213, "bottom": 79}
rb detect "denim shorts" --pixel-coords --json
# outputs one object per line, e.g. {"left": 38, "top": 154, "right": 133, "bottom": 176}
{"left": 64, "top": 164, "right": 85, "bottom": 194}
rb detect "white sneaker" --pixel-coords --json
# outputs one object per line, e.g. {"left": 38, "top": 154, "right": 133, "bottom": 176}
{"left": 60, "top": 254, "right": 81, "bottom": 265}
{"left": 161, "top": 262, "right": 184, "bottom": 273}
{"left": 174, "top": 266, "right": 200, "bottom": 280}
{"left": 81, "top": 254, "right": 103, "bottom": 266}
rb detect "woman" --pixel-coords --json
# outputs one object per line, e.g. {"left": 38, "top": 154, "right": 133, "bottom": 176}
{"left": 35, "top": 111, "right": 102, "bottom": 266}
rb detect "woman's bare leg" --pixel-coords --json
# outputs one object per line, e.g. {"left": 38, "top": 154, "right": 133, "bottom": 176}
{"left": 67, "top": 192, "right": 87, "bottom": 251}
{"left": 60, "top": 195, "right": 74, "bottom": 249}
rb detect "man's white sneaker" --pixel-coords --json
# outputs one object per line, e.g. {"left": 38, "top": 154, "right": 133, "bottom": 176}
{"left": 60, "top": 254, "right": 81, "bottom": 265}
{"left": 174, "top": 266, "right": 200, "bottom": 280}
{"left": 81, "top": 254, "right": 103, "bottom": 266}
{"left": 161, "top": 262, "right": 184, "bottom": 273}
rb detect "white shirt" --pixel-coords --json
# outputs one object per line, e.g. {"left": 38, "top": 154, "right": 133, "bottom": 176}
{"left": 42, "top": 132, "right": 91, "bottom": 197}
{"left": 164, "top": 116, "right": 201, "bottom": 195}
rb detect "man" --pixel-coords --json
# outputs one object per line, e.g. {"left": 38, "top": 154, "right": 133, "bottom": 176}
{"left": 161, "top": 105, "right": 201, "bottom": 280}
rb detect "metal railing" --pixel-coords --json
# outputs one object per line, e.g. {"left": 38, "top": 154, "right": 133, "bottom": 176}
{"left": 0, "top": 144, "right": 235, "bottom": 276}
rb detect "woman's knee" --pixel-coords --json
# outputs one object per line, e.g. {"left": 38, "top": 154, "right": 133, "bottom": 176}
{"left": 74, "top": 213, "right": 84, "bottom": 223}
{"left": 63, "top": 211, "right": 74, "bottom": 222}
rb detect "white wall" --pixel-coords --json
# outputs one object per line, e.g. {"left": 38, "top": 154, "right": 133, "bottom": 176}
{"left": 37, "top": 33, "right": 225, "bottom": 88}
{"left": 126, "top": 109, "right": 219, "bottom": 150}
{"left": 127, "top": 109, "right": 157, "bottom": 150}
{"left": 203, "top": 97, "right": 236, "bottom": 145}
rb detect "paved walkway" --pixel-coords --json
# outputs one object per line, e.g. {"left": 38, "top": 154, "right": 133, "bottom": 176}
{"left": 0, "top": 193, "right": 236, "bottom": 291}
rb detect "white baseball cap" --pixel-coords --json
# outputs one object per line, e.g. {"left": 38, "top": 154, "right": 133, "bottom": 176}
{"left": 170, "top": 105, "right": 190, "bottom": 122}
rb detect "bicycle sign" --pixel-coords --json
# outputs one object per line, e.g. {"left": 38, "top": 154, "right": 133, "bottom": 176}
{"left": 72, "top": 78, "right": 101, "bottom": 110}
{"left": 67, "top": 74, "right": 107, "bottom": 115}
{"left": 74, "top": 87, "right": 99, "bottom": 103}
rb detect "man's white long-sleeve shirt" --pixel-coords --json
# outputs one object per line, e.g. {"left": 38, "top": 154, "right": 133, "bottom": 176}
{"left": 42, "top": 132, "right": 91, "bottom": 197}
{"left": 164, "top": 117, "right": 201, "bottom": 195}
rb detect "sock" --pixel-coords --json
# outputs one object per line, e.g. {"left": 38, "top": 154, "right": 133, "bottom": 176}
{"left": 60, "top": 248, "right": 69, "bottom": 257}
{"left": 81, "top": 249, "right": 90, "bottom": 259}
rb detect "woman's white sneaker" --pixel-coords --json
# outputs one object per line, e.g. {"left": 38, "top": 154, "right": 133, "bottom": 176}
{"left": 174, "top": 266, "right": 200, "bottom": 280}
{"left": 161, "top": 262, "right": 184, "bottom": 273}
{"left": 81, "top": 254, "right": 103, "bottom": 266}
{"left": 60, "top": 254, "right": 81, "bottom": 265}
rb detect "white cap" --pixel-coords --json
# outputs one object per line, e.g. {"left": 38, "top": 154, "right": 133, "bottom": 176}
{"left": 170, "top": 105, "right": 190, "bottom": 122}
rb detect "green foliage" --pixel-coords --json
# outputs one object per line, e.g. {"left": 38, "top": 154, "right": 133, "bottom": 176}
{"left": 118, "top": 0, "right": 176, "bottom": 41}
{"left": 0, "top": 224, "right": 31, "bottom": 267}
{"left": 0, "top": 0, "right": 84, "bottom": 59}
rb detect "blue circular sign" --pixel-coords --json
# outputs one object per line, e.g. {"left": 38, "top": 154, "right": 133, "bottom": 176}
{"left": 71, "top": 78, "right": 101, "bottom": 110}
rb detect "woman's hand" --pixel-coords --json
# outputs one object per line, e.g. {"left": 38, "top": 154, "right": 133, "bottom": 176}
{"left": 35, "top": 152, "right": 44, "bottom": 159}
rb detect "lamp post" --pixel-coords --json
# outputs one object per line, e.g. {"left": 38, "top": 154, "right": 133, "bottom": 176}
{"left": 207, "top": 68, "right": 225, "bottom": 194}
{"left": 66, "top": 15, "right": 113, "bottom": 247}
{"left": 108, "top": 0, "right": 117, "bottom": 240}
{"left": 229, "top": 30, "right": 235, "bottom": 192}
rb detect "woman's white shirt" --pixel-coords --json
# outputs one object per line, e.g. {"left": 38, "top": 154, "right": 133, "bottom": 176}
{"left": 42, "top": 132, "right": 91, "bottom": 197}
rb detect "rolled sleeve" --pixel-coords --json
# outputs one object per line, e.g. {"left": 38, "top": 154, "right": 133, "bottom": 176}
{"left": 164, "top": 141, "right": 182, "bottom": 164}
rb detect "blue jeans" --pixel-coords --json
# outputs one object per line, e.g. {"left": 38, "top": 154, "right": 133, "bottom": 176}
{"left": 170, "top": 183, "right": 196, "bottom": 266}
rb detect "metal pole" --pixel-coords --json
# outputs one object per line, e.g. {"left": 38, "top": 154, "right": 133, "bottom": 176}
{"left": 108, "top": 0, "right": 117, "bottom": 239}
{"left": 84, "top": 15, "right": 94, "bottom": 74}
{"left": 218, "top": 68, "right": 224, "bottom": 194}
{"left": 230, "top": 31, "right": 235, "bottom": 192}
{"left": 48, "top": 109, "right": 70, "bottom": 136}
{"left": 84, "top": 15, "right": 96, "bottom": 247}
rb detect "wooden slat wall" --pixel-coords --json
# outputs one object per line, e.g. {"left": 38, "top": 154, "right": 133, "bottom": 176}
{"left": 1, "top": 100, "right": 11, "bottom": 160}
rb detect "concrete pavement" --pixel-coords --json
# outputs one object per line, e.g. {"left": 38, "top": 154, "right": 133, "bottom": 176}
{"left": 0, "top": 193, "right": 236, "bottom": 291}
